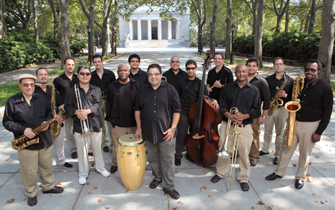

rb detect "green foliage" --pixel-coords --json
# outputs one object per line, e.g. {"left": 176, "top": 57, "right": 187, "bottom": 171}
{"left": 0, "top": 82, "right": 21, "bottom": 107}
{"left": 70, "top": 40, "right": 87, "bottom": 55}
{"left": 233, "top": 35, "right": 255, "bottom": 53}
{"left": 42, "top": 36, "right": 62, "bottom": 59}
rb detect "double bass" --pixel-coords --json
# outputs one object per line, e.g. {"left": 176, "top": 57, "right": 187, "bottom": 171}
{"left": 185, "top": 51, "right": 222, "bottom": 166}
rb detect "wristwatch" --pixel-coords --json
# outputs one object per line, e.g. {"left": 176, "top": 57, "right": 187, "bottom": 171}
{"left": 171, "top": 126, "right": 177, "bottom": 130}
{"left": 261, "top": 115, "right": 266, "bottom": 119}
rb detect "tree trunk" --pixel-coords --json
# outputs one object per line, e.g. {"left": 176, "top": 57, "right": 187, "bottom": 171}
{"left": 48, "top": 0, "right": 61, "bottom": 39}
{"left": 0, "top": 0, "right": 5, "bottom": 38}
{"left": 285, "top": 2, "right": 290, "bottom": 32}
{"left": 273, "top": 0, "right": 290, "bottom": 33}
{"left": 210, "top": 0, "right": 217, "bottom": 57}
{"left": 23, "top": 0, "right": 32, "bottom": 35}
{"left": 318, "top": 0, "right": 335, "bottom": 84}
{"left": 307, "top": 0, "right": 316, "bottom": 33}
{"left": 110, "top": 0, "right": 118, "bottom": 55}
{"left": 254, "top": 0, "right": 264, "bottom": 68}
{"left": 33, "top": 0, "right": 38, "bottom": 40}
{"left": 225, "top": 0, "right": 232, "bottom": 60}
{"left": 60, "top": 0, "right": 71, "bottom": 68}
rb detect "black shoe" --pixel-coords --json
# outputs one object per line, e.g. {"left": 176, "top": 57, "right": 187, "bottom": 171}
{"left": 163, "top": 188, "right": 180, "bottom": 199}
{"left": 265, "top": 172, "right": 283, "bottom": 181}
{"left": 295, "top": 179, "right": 304, "bottom": 189}
{"left": 88, "top": 152, "right": 93, "bottom": 156}
{"left": 61, "top": 162, "right": 73, "bottom": 168}
{"left": 250, "top": 159, "right": 258, "bottom": 166}
{"left": 210, "top": 175, "right": 221, "bottom": 183}
{"left": 103, "top": 146, "right": 110, "bottom": 152}
{"left": 149, "top": 180, "right": 162, "bottom": 189}
{"left": 71, "top": 152, "right": 78, "bottom": 159}
{"left": 110, "top": 166, "right": 118, "bottom": 174}
{"left": 259, "top": 150, "right": 269, "bottom": 156}
{"left": 240, "top": 182, "right": 249, "bottom": 191}
{"left": 273, "top": 157, "right": 279, "bottom": 165}
{"left": 28, "top": 196, "right": 37, "bottom": 206}
{"left": 43, "top": 186, "right": 64, "bottom": 194}
{"left": 175, "top": 158, "right": 181, "bottom": 166}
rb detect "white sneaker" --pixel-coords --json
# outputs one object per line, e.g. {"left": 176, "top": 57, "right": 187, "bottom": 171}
{"left": 100, "top": 170, "right": 110, "bottom": 178}
{"left": 79, "top": 177, "right": 87, "bottom": 185}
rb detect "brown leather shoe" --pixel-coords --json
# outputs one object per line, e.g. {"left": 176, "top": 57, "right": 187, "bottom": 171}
{"left": 28, "top": 196, "right": 37, "bottom": 206}
{"left": 43, "top": 186, "right": 64, "bottom": 194}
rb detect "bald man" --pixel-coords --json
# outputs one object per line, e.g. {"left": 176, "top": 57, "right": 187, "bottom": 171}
{"left": 163, "top": 56, "right": 187, "bottom": 90}
{"left": 106, "top": 64, "right": 141, "bottom": 173}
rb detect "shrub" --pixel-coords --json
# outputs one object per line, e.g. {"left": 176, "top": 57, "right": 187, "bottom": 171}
{"left": 70, "top": 40, "right": 87, "bottom": 55}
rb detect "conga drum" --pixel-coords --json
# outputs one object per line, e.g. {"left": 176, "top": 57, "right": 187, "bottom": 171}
{"left": 117, "top": 134, "right": 146, "bottom": 191}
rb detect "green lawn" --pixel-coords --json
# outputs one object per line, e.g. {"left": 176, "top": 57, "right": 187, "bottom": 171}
{"left": 0, "top": 82, "right": 21, "bottom": 107}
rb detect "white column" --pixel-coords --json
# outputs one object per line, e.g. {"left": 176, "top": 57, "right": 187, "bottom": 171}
{"left": 176, "top": 19, "right": 180, "bottom": 40}
{"left": 147, "top": 19, "right": 152, "bottom": 40}
{"left": 137, "top": 19, "right": 142, "bottom": 40}
{"left": 158, "top": 19, "right": 162, "bottom": 40}
{"left": 168, "top": 21, "right": 172, "bottom": 40}
{"left": 129, "top": 20, "right": 133, "bottom": 40}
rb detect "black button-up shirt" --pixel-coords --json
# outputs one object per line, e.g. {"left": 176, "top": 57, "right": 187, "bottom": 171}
{"left": 163, "top": 68, "right": 187, "bottom": 90}
{"left": 129, "top": 68, "right": 148, "bottom": 86}
{"left": 35, "top": 85, "right": 62, "bottom": 109}
{"left": 249, "top": 73, "right": 271, "bottom": 110}
{"left": 176, "top": 77, "right": 209, "bottom": 115}
{"left": 296, "top": 78, "right": 333, "bottom": 135}
{"left": 53, "top": 73, "right": 79, "bottom": 105}
{"left": 3, "top": 92, "right": 53, "bottom": 150}
{"left": 134, "top": 82, "right": 181, "bottom": 144}
{"left": 206, "top": 65, "right": 234, "bottom": 101}
{"left": 90, "top": 68, "right": 116, "bottom": 98}
{"left": 106, "top": 78, "right": 140, "bottom": 127}
{"left": 266, "top": 73, "right": 294, "bottom": 105}
{"left": 64, "top": 85, "right": 102, "bottom": 134}
{"left": 219, "top": 81, "right": 261, "bottom": 124}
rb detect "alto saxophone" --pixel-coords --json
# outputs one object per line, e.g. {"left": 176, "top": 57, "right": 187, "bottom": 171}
{"left": 268, "top": 74, "right": 286, "bottom": 115}
{"left": 284, "top": 76, "right": 304, "bottom": 149}
{"left": 48, "top": 84, "right": 67, "bottom": 137}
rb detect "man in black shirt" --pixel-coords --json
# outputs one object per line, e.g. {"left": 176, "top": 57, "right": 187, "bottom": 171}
{"left": 90, "top": 54, "right": 116, "bottom": 152}
{"left": 3, "top": 74, "right": 64, "bottom": 206}
{"left": 35, "top": 67, "right": 73, "bottom": 168}
{"left": 106, "top": 64, "right": 140, "bottom": 174}
{"left": 163, "top": 56, "right": 187, "bottom": 89}
{"left": 246, "top": 57, "right": 271, "bottom": 166}
{"left": 266, "top": 59, "right": 333, "bottom": 190}
{"left": 175, "top": 60, "right": 219, "bottom": 166}
{"left": 206, "top": 52, "right": 234, "bottom": 101}
{"left": 64, "top": 66, "right": 110, "bottom": 185}
{"left": 128, "top": 54, "right": 148, "bottom": 86}
{"left": 211, "top": 64, "right": 261, "bottom": 191}
{"left": 53, "top": 57, "right": 79, "bottom": 159}
{"left": 260, "top": 57, "right": 294, "bottom": 165}
{"left": 135, "top": 64, "right": 181, "bottom": 199}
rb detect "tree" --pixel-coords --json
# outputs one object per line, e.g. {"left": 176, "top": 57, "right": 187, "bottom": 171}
{"left": 191, "top": 0, "right": 207, "bottom": 54}
{"left": 0, "top": 0, "right": 5, "bottom": 38}
{"left": 48, "top": 0, "right": 61, "bottom": 39}
{"left": 209, "top": 0, "right": 217, "bottom": 56}
{"left": 285, "top": 2, "right": 289, "bottom": 32}
{"left": 272, "top": 0, "right": 289, "bottom": 32}
{"left": 318, "top": 0, "right": 335, "bottom": 84}
{"left": 32, "top": 0, "right": 38, "bottom": 40}
{"left": 60, "top": 0, "right": 71, "bottom": 68}
{"left": 254, "top": 0, "right": 264, "bottom": 67}
{"left": 5, "top": 0, "right": 32, "bottom": 34}
{"left": 244, "top": 0, "right": 258, "bottom": 35}
{"left": 110, "top": 0, "right": 118, "bottom": 55}
{"left": 225, "top": 0, "right": 232, "bottom": 60}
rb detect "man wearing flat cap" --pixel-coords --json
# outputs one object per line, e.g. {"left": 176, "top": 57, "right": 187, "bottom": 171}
{"left": 3, "top": 74, "right": 64, "bottom": 206}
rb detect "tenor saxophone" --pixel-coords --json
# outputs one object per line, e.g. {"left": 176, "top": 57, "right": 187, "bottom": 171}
{"left": 284, "top": 76, "right": 304, "bottom": 149}
{"left": 268, "top": 74, "right": 286, "bottom": 115}
{"left": 48, "top": 84, "right": 67, "bottom": 137}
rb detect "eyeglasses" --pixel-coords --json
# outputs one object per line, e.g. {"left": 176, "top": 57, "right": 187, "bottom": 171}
{"left": 274, "top": 63, "right": 284, "bottom": 66}
{"left": 171, "top": 61, "right": 179, "bottom": 63}
{"left": 186, "top": 67, "right": 196, "bottom": 70}
{"left": 22, "top": 83, "right": 35, "bottom": 88}
{"left": 148, "top": 73, "right": 161, "bottom": 77}
{"left": 130, "top": 60, "right": 139, "bottom": 63}
{"left": 79, "top": 72, "right": 91, "bottom": 76}
{"left": 304, "top": 68, "right": 317, "bottom": 73}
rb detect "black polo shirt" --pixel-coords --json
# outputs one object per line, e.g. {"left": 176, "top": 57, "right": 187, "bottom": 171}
{"left": 206, "top": 65, "right": 234, "bottom": 101}
{"left": 176, "top": 77, "right": 209, "bottom": 115}
{"left": 266, "top": 73, "right": 294, "bottom": 105}
{"left": 90, "top": 68, "right": 116, "bottom": 98}
{"left": 163, "top": 68, "right": 187, "bottom": 90}
{"left": 296, "top": 78, "right": 333, "bottom": 135}
{"left": 53, "top": 73, "right": 79, "bottom": 105}
{"left": 219, "top": 81, "right": 261, "bottom": 124}
{"left": 129, "top": 68, "right": 148, "bottom": 86}
{"left": 64, "top": 85, "right": 102, "bottom": 134}
{"left": 134, "top": 82, "right": 181, "bottom": 144}
{"left": 3, "top": 92, "right": 53, "bottom": 150}
{"left": 249, "top": 73, "right": 271, "bottom": 110}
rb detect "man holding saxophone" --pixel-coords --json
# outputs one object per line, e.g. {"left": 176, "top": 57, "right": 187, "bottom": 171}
{"left": 266, "top": 59, "right": 333, "bottom": 190}
{"left": 211, "top": 64, "right": 261, "bottom": 191}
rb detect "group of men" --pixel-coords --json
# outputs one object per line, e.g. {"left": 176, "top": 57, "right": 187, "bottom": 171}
{"left": 2, "top": 52, "right": 333, "bottom": 206}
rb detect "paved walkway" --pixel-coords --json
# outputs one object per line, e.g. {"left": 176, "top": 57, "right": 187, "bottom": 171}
{"left": 0, "top": 52, "right": 334, "bottom": 210}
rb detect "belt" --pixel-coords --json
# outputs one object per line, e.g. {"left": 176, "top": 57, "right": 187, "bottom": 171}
{"left": 231, "top": 123, "right": 245, "bottom": 128}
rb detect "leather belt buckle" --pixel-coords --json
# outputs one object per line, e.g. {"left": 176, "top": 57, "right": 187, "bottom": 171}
{"left": 237, "top": 124, "right": 245, "bottom": 128}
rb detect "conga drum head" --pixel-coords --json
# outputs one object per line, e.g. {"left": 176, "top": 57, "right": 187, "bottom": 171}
{"left": 118, "top": 134, "right": 143, "bottom": 146}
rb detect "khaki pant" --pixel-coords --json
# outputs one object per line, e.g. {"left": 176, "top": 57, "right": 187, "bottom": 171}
{"left": 99, "top": 99, "right": 113, "bottom": 148}
{"left": 262, "top": 106, "right": 288, "bottom": 157}
{"left": 216, "top": 121, "right": 253, "bottom": 183}
{"left": 249, "top": 118, "right": 260, "bottom": 161}
{"left": 18, "top": 146, "right": 55, "bottom": 198}
{"left": 65, "top": 117, "right": 76, "bottom": 153}
{"left": 275, "top": 120, "right": 319, "bottom": 179}
{"left": 111, "top": 126, "right": 137, "bottom": 166}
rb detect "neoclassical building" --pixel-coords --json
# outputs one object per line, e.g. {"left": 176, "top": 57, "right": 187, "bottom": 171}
{"left": 119, "top": 6, "right": 190, "bottom": 48}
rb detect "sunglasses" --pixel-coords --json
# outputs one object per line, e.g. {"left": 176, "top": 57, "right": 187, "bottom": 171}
{"left": 79, "top": 72, "right": 91, "bottom": 76}
{"left": 304, "top": 68, "right": 317, "bottom": 73}
{"left": 171, "top": 61, "right": 179, "bottom": 63}
{"left": 22, "top": 83, "right": 35, "bottom": 88}
{"left": 186, "top": 67, "right": 196, "bottom": 70}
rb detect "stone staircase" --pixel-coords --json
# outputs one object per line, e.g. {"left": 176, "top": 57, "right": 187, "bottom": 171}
{"left": 126, "top": 40, "right": 183, "bottom": 48}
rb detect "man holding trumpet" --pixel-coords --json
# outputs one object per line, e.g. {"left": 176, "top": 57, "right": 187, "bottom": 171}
{"left": 210, "top": 64, "right": 261, "bottom": 191}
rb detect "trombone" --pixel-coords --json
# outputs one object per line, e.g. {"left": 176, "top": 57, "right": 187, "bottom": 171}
{"left": 74, "top": 84, "right": 95, "bottom": 169}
